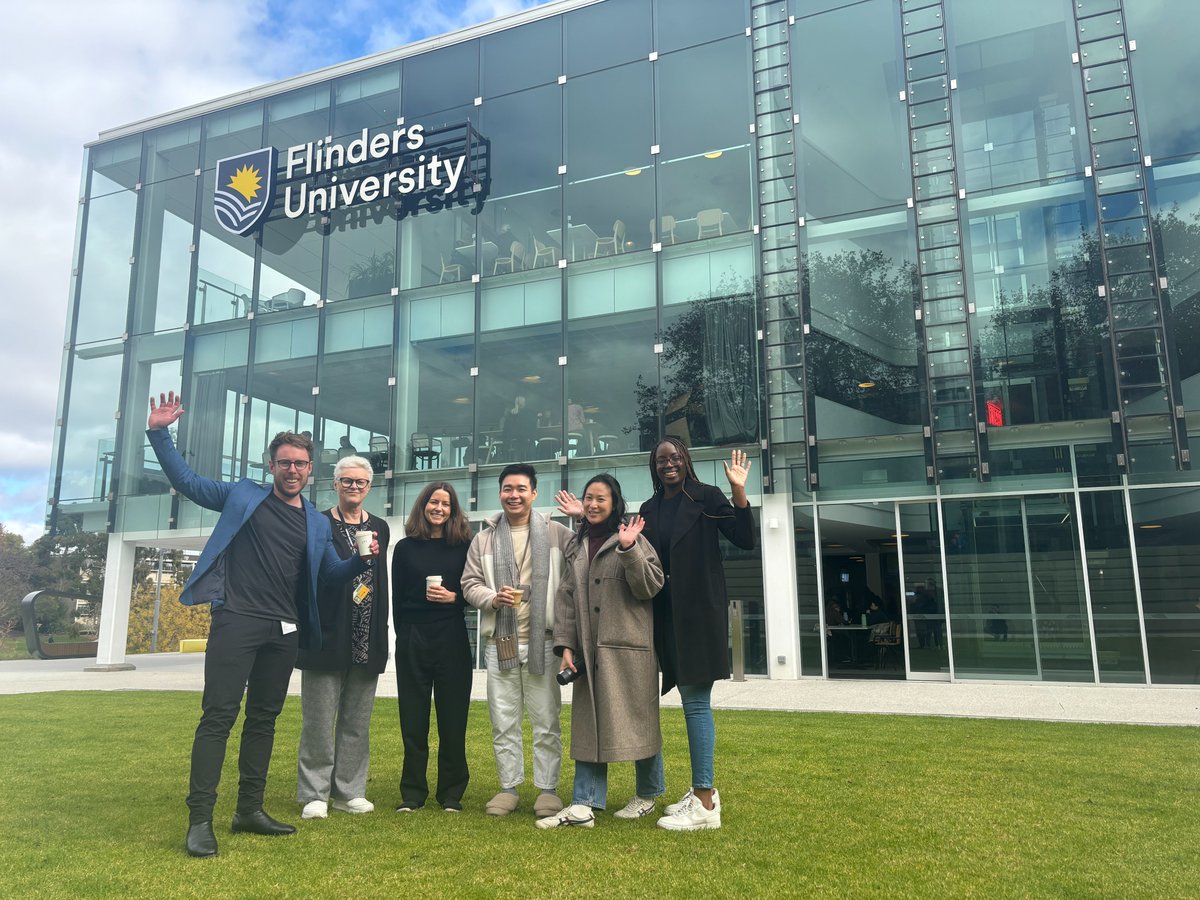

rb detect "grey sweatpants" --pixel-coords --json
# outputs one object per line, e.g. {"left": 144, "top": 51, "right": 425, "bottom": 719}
{"left": 296, "top": 667, "right": 379, "bottom": 803}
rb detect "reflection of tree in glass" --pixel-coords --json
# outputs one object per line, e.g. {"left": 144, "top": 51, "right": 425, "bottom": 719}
{"left": 631, "top": 274, "right": 759, "bottom": 449}
{"left": 800, "top": 248, "right": 922, "bottom": 424}
{"left": 1155, "top": 206, "right": 1200, "bottom": 383}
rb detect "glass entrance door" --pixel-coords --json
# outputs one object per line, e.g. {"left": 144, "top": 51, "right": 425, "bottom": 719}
{"left": 899, "top": 502, "right": 950, "bottom": 678}
{"left": 817, "top": 501, "right": 905, "bottom": 679}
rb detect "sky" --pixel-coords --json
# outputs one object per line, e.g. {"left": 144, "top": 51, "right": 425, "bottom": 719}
{"left": 0, "top": 0, "right": 550, "bottom": 545}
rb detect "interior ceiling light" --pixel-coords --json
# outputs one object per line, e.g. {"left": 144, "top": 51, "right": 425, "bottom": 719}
{"left": 1138, "top": 523, "right": 1163, "bottom": 529}
{"left": 521, "top": 374, "right": 542, "bottom": 383}
{"left": 704, "top": 150, "right": 723, "bottom": 159}
{"left": 624, "top": 168, "right": 642, "bottom": 176}
{"left": 451, "top": 397, "right": 470, "bottom": 404}
{"left": 858, "top": 381, "right": 877, "bottom": 389}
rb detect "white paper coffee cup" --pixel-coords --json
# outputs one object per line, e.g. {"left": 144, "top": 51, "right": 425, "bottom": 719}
{"left": 354, "top": 530, "right": 373, "bottom": 557}
{"left": 426, "top": 575, "right": 443, "bottom": 588}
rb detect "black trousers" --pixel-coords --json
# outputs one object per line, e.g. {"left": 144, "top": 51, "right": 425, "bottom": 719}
{"left": 187, "top": 610, "right": 299, "bottom": 824}
{"left": 395, "top": 618, "right": 472, "bottom": 807}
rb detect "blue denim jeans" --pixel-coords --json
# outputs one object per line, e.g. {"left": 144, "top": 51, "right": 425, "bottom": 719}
{"left": 677, "top": 682, "right": 716, "bottom": 789}
{"left": 572, "top": 754, "right": 665, "bottom": 809}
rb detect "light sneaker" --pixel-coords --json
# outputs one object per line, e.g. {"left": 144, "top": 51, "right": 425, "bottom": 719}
{"left": 300, "top": 800, "right": 328, "bottom": 820}
{"left": 535, "top": 803, "right": 595, "bottom": 829}
{"left": 332, "top": 798, "right": 374, "bottom": 814}
{"left": 663, "top": 788, "right": 695, "bottom": 816}
{"left": 613, "top": 796, "right": 657, "bottom": 819}
{"left": 657, "top": 790, "right": 721, "bottom": 832}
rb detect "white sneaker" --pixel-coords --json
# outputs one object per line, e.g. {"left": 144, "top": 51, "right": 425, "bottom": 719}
{"left": 332, "top": 798, "right": 374, "bottom": 814}
{"left": 663, "top": 788, "right": 695, "bottom": 816}
{"left": 300, "top": 800, "right": 328, "bottom": 820}
{"left": 535, "top": 803, "right": 595, "bottom": 829}
{"left": 613, "top": 796, "right": 657, "bottom": 819}
{"left": 657, "top": 790, "right": 721, "bottom": 831}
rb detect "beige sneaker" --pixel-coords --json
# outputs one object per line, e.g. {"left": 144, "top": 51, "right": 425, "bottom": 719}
{"left": 485, "top": 791, "right": 520, "bottom": 816}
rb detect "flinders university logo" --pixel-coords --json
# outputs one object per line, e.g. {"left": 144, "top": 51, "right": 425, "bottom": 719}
{"left": 214, "top": 148, "right": 278, "bottom": 236}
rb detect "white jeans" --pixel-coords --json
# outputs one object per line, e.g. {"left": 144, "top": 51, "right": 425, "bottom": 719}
{"left": 484, "top": 641, "right": 562, "bottom": 790}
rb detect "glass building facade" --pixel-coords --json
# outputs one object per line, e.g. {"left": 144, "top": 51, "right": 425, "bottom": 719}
{"left": 52, "top": 0, "right": 1200, "bottom": 684}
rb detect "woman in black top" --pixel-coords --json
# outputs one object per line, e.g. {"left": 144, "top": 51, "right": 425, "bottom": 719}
{"left": 391, "top": 481, "right": 474, "bottom": 811}
{"left": 638, "top": 438, "right": 754, "bottom": 832}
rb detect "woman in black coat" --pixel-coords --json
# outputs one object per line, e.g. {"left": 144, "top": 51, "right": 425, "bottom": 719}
{"left": 638, "top": 438, "right": 754, "bottom": 832}
{"left": 295, "top": 455, "right": 391, "bottom": 819}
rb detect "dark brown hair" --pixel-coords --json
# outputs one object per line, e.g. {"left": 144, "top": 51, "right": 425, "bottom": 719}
{"left": 268, "top": 431, "right": 314, "bottom": 462}
{"left": 405, "top": 481, "right": 472, "bottom": 545}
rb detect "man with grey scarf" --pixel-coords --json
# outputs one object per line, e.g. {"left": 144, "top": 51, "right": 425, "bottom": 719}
{"left": 462, "top": 463, "right": 577, "bottom": 817}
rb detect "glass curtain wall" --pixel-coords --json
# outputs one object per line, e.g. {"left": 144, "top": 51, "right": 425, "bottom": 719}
{"left": 948, "top": 0, "right": 1113, "bottom": 490}
{"left": 794, "top": 0, "right": 926, "bottom": 496}
{"left": 1129, "top": 487, "right": 1200, "bottom": 684}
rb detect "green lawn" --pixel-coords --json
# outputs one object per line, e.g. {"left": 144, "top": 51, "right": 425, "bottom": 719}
{"left": 0, "top": 692, "right": 1195, "bottom": 898}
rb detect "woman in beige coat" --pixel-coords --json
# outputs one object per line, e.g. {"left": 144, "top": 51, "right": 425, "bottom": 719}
{"left": 537, "top": 474, "right": 665, "bottom": 829}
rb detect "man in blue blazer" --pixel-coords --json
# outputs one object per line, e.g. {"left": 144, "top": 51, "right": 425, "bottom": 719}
{"left": 147, "top": 390, "right": 378, "bottom": 858}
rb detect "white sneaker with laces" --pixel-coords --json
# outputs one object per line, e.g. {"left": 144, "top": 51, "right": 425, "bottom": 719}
{"left": 613, "top": 796, "right": 657, "bottom": 819}
{"left": 535, "top": 803, "right": 595, "bottom": 829}
{"left": 657, "top": 789, "right": 721, "bottom": 831}
{"left": 663, "top": 788, "right": 695, "bottom": 816}
{"left": 332, "top": 797, "right": 375, "bottom": 814}
{"left": 301, "top": 800, "right": 328, "bottom": 820}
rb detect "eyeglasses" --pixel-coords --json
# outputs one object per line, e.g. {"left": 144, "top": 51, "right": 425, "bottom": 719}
{"left": 338, "top": 477, "right": 370, "bottom": 489}
{"left": 272, "top": 459, "right": 311, "bottom": 470}
{"left": 655, "top": 454, "right": 685, "bottom": 466}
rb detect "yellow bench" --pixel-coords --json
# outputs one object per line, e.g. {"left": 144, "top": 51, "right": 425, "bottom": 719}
{"left": 179, "top": 639, "right": 208, "bottom": 653}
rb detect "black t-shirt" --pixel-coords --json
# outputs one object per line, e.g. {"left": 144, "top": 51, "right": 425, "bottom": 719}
{"left": 391, "top": 536, "right": 470, "bottom": 625}
{"left": 222, "top": 491, "right": 307, "bottom": 622}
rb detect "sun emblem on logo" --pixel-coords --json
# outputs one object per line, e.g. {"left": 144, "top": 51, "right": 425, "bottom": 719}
{"left": 227, "top": 164, "right": 262, "bottom": 202}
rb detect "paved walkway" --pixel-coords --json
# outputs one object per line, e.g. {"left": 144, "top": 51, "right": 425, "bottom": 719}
{"left": 2, "top": 654, "right": 1197, "bottom": 727}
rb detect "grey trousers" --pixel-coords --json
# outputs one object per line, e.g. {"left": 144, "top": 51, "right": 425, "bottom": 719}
{"left": 297, "top": 667, "right": 379, "bottom": 803}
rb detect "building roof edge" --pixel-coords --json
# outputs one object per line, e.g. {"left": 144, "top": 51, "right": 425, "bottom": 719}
{"left": 89, "top": 0, "right": 602, "bottom": 147}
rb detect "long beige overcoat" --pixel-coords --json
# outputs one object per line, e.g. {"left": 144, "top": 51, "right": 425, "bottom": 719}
{"left": 552, "top": 532, "right": 665, "bottom": 763}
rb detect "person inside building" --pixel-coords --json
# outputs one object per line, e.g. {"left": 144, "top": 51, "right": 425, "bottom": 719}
{"left": 295, "top": 455, "right": 391, "bottom": 821}
{"left": 639, "top": 439, "right": 754, "bottom": 832}
{"left": 145, "top": 390, "right": 376, "bottom": 859}
{"left": 501, "top": 395, "right": 537, "bottom": 461}
{"left": 391, "top": 481, "right": 474, "bottom": 813}
{"left": 537, "top": 474, "right": 665, "bottom": 829}
{"left": 461, "top": 463, "right": 576, "bottom": 819}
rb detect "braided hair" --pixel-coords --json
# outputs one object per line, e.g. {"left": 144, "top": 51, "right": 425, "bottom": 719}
{"left": 649, "top": 436, "right": 701, "bottom": 495}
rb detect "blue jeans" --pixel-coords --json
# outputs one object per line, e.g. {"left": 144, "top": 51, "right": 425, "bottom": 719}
{"left": 677, "top": 682, "right": 715, "bottom": 790}
{"left": 572, "top": 755, "right": 665, "bottom": 809}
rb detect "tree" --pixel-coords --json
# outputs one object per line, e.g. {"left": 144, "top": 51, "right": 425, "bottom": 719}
{"left": 0, "top": 525, "right": 36, "bottom": 638}
{"left": 126, "top": 582, "right": 210, "bottom": 654}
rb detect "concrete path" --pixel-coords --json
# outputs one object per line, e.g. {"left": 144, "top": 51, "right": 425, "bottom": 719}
{"left": 2, "top": 653, "right": 1197, "bottom": 727}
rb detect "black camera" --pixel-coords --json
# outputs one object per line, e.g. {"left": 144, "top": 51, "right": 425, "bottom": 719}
{"left": 556, "top": 659, "right": 585, "bottom": 686}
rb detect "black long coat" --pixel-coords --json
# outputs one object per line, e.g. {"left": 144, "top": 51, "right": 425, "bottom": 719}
{"left": 296, "top": 511, "right": 391, "bottom": 675}
{"left": 639, "top": 480, "right": 755, "bottom": 694}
